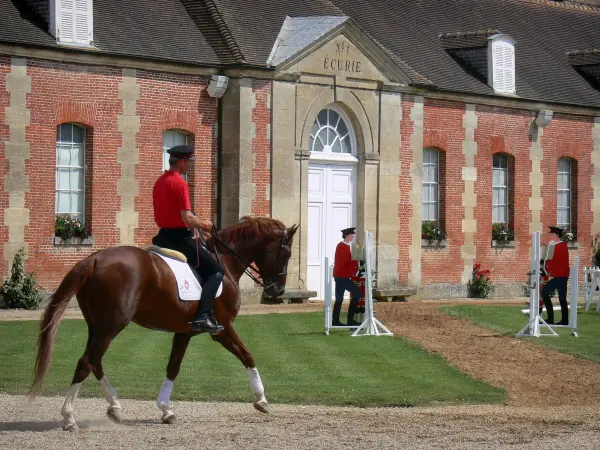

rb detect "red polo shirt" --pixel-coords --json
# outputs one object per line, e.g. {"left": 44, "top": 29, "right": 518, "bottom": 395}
{"left": 546, "top": 241, "right": 570, "bottom": 278}
{"left": 333, "top": 241, "right": 359, "bottom": 278}
{"left": 153, "top": 170, "right": 191, "bottom": 228}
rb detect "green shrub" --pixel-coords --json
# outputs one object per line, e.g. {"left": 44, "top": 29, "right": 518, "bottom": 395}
{"left": 491, "top": 223, "right": 514, "bottom": 245}
{"left": 421, "top": 221, "right": 446, "bottom": 243}
{"left": 55, "top": 214, "right": 88, "bottom": 240}
{"left": 0, "top": 247, "right": 43, "bottom": 310}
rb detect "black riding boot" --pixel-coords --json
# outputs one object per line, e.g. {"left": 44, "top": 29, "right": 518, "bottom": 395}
{"left": 332, "top": 298, "right": 345, "bottom": 326}
{"left": 347, "top": 297, "right": 361, "bottom": 326}
{"left": 557, "top": 300, "right": 569, "bottom": 326}
{"left": 191, "top": 272, "right": 224, "bottom": 334}
{"left": 542, "top": 295, "right": 554, "bottom": 324}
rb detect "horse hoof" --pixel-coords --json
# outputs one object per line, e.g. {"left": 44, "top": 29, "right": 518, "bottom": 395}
{"left": 106, "top": 407, "right": 122, "bottom": 423}
{"left": 63, "top": 422, "right": 79, "bottom": 432}
{"left": 162, "top": 412, "right": 177, "bottom": 424}
{"left": 253, "top": 400, "right": 269, "bottom": 414}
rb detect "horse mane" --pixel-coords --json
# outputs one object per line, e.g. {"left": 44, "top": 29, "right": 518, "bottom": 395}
{"left": 217, "top": 216, "right": 286, "bottom": 245}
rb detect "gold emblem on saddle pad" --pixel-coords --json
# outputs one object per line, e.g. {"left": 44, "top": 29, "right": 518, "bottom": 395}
{"left": 145, "top": 245, "right": 187, "bottom": 262}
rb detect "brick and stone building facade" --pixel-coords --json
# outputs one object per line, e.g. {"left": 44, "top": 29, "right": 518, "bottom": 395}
{"left": 2, "top": 0, "right": 600, "bottom": 301}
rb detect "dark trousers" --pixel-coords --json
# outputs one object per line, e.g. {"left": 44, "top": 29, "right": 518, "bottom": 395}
{"left": 541, "top": 277, "right": 569, "bottom": 323}
{"left": 153, "top": 228, "right": 224, "bottom": 315}
{"left": 334, "top": 277, "right": 361, "bottom": 323}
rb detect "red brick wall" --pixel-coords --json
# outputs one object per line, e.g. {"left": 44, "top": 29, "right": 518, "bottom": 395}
{"left": 422, "top": 99, "right": 466, "bottom": 283}
{"left": 135, "top": 70, "right": 218, "bottom": 246}
{"left": 2, "top": 57, "right": 217, "bottom": 291}
{"left": 0, "top": 57, "right": 11, "bottom": 278}
{"left": 251, "top": 80, "right": 271, "bottom": 216}
{"left": 397, "top": 95, "right": 414, "bottom": 284}
{"left": 414, "top": 102, "right": 595, "bottom": 287}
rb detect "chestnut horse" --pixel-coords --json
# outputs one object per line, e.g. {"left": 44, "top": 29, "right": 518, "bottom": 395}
{"left": 29, "top": 217, "right": 298, "bottom": 431}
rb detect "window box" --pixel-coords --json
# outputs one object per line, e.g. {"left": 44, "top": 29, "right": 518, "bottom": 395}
{"left": 567, "top": 241, "right": 579, "bottom": 250}
{"left": 422, "top": 239, "right": 447, "bottom": 248}
{"left": 54, "top": 236, "right": 94, "bottom": 246}
{"left": 491, "top": 240, "right": 515, "bottom": 248}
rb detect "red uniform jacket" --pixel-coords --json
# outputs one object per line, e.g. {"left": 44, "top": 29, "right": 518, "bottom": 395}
{"left": 546, "top": 241, "right": 570, "bottom": 278}
{"left": 333, "top": 242, "right": 358, "bottom": 278}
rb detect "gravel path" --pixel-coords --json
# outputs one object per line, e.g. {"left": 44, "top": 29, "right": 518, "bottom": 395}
{"left": 1, "top": 300, "right": 600, "bottom": 449}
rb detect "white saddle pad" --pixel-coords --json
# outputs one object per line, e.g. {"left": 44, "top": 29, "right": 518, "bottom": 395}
{"left": 152, "top": 252, "right": 223, "bottom": 301}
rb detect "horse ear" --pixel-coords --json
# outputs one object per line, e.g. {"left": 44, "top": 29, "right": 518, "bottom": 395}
{"left": 287, "top": 224, "right": 299, "bottom": 237}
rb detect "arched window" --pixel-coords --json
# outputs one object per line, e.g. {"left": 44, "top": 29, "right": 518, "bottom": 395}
{"left": 162, "top": 129, "right": 189, "bottom": 172}
{"left": 309, "top": 108, "right": 352, "bottom": 155}
{"left": 557, "top": 158, "right": 572, "bottom": 228}
{"left": 422, "top": 148, "right": 439, "bottom": 221}
{"left": 492, "top": 153, "right": 509, "bottom": 223}
{"left": 56, "top": 123, "right": 86, "bottom": 222}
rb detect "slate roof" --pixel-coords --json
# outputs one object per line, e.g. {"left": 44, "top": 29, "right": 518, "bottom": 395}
{"left": 4, "top": 0, "right": 600, "bottom": 107}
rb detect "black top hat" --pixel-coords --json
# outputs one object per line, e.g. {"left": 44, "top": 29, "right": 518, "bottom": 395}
{"left": 167, "top": 144, "right": 195, "bottom": 160}
{"left": 341, "top": 227, "right": 356, "bottom": 238}
{"left": 548, "top": 226, "right": 564, "bottom": 238}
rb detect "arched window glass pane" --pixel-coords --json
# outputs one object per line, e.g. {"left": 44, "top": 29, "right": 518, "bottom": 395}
{"left": 310, "top": 108, "right": 353, "bottom": 154}
{"left": 422, "top": 148, "right": 439, "bottom": 221}
{"left": 492, "top": 154, "right": 508, "bottom": 223}
{"left": 55, "top": 123, "right": 86, "bottom": 223}
{"left": 162, "top": 130, "right": 189, "bottom": 181}
{"left": 557, "top": 158, "right": 571, "bottom": 227}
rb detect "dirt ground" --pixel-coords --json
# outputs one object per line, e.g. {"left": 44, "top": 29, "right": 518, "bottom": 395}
{"left": 1, "top": 299, "right": 600, "bottom": 449}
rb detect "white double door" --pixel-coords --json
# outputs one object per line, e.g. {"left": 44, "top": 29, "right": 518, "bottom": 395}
{"left": 307, "top": 163, "right": 356, "bottom": 299}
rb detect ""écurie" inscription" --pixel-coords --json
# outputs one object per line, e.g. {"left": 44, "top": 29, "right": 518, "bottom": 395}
{"left": 322, "top": 42, "right": 362, "bottom": 74}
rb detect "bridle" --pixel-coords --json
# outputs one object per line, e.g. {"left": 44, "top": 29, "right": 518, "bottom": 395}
{"left": 198, "top": 226, "right": 292, "bottom": 291}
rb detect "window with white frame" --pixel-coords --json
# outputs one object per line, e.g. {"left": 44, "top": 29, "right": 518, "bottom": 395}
{"left": 487, "top": 35, "right": 516, "bottom": 95}
{"left": 163, "top": 130, "right": 189, "bottom": 180}
{"left": 309, "top": 108, "right": 352, "bottom": 155}
{"left": 492, "top": 154, "right": 509, "bottom": 223}
{"left": 56, "top": 123, "right": 86, "bottom": 222}
{"left": 422, "top": 148, "right": 439, "bottom": 221}
{"left": 50, "top": 0, "right": 94, "bottom": 45}
{"left": 557, "top": 158, "right": 572, "bottom": 228}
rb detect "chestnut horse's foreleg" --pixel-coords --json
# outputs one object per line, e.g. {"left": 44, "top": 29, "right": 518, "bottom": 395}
{"left": 212, "top": 327, "right": 269, "bottom": 413}
{"left": 157, "top": 333, "right": 192, "bottom": 424}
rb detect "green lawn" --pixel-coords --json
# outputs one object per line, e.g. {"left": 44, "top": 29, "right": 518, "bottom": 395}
{"left": 441, "top": 304, "right": 600, "bottom": 362}
{"left": 0, "top": 312, "right": 504, "bottom": 407}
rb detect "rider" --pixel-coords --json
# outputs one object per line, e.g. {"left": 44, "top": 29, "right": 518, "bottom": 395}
{"left": 152, "top": 144, "right": 224, "bottom": 334}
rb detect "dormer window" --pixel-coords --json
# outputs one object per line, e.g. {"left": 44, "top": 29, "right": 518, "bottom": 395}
{"left": 50, "top": 0, "right": 94, "bottom": 46}
{"left": 487, "top": 35, "right": 516, "bottom": 95}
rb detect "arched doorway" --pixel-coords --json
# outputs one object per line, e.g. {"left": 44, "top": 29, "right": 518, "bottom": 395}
{"left": 307, "top": 105, "right": 358, "bottom": 299}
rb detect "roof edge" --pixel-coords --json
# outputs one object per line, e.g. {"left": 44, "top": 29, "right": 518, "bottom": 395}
{"left": 202, "top": 0, "right": 246, "bottom": 64}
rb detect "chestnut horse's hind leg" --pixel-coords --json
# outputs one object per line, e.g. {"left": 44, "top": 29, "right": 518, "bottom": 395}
{"left": 61, "top": 329, "right": 122, "bottom": 431}
{"left": 156, "top": 333, "right": 192, "bottom": 424}
{"left": 212, "top": 326, "right": 269, "bottom": 413}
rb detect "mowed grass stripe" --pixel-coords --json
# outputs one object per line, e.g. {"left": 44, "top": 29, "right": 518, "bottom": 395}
{"left": 0, "top": 312, "right": 505, "bottom": 407}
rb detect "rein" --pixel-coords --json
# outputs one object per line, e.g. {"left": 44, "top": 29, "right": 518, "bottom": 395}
{"left": 195, "top": 226, "right": 290, "bottom": 290}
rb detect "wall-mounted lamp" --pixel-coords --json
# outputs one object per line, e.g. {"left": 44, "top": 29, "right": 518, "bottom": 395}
{"left": 535, "top": 109, "right": 553, "bottom": 128}
{"left": 207, "top": 75, "right": 229, "bottom": 98}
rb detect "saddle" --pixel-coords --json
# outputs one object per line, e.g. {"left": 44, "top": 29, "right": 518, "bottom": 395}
{"left": 145, "top": 245, "right": 223, "bottom": 301}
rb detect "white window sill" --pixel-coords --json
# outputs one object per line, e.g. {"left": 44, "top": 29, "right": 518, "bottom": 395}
{"left": 491, "top": 240, "right": 515, "bottom": 248}
{"left": 422, "top": 239, "right": 447, "bottom": 248}
{"left": 309, "top": 153, "right": 358, "bottom": 164}
{"left": 54, "top": 236, "right": 94, "bottom": 246}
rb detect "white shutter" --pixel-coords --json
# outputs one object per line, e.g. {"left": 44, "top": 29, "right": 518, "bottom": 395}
{"left": 57, "top": 0, "right": 93, "bottom": 44}
{"left": 59, "top": 0, "right": 75, "bottom": 42}
{"left": 491, "top": 39, "right": 515, "bottom": 94}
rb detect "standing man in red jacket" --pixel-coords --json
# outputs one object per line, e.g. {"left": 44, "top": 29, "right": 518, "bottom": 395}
{"left": 333, "top": 227, "right": 362, "bottom": 327}
{"left": 541, "top": 226, "right": 570, "bottom": 325}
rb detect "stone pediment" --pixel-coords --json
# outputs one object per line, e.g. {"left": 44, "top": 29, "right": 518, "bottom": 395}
{"left": 268, "top": 16, "right": 426, "bottom": 87}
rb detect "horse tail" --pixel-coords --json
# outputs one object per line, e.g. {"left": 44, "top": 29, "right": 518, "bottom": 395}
{"left": 29, "top": 255, "right": 95, "bottom": 398}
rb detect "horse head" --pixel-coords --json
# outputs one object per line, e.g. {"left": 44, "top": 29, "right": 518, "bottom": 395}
{"left": 215, "top": 217, "right": 299, "bottom": 297}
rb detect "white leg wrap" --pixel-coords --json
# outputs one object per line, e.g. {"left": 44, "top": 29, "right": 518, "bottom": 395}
{"left": 157, "top": 378, "right": 174, "bottom": 407}
{"left": 247, "top": 367, "right": 265, "bottom": 398}
{"left": 61, "top": 382, "right": 82, "bottom": 430}
{"left": 101, "top": 376, "right": 122, "bottom": 411}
